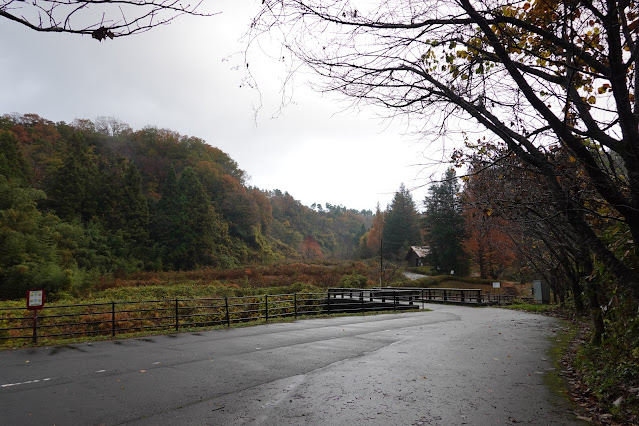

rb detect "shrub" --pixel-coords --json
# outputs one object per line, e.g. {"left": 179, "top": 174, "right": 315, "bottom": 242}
{"left": 339, "top": 273, "right": 368, "bottom": 288}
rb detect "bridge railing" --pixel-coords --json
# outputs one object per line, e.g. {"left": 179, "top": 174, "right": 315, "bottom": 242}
{"left": 352, "top": 287, "right": 521, "bottom": 305}
{"left": 0, "top": 290, "right": 419, "bottom": 346}
{"left": 0, "top": 287, "right": 523, "bottom": 346}
{"left": 328, "top": 287, "right": 491, "bottom": 307}
{"left": 388, "top": 287, "right": 483, "bottom": 304}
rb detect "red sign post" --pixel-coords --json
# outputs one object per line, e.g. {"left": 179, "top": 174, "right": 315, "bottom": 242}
{"left": 27, "top": 290, "right": 45, "bottom": 343}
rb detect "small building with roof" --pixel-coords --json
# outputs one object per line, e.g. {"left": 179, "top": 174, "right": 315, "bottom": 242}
{"left": 405, "top": 246, "right": 430, "bottom": 267}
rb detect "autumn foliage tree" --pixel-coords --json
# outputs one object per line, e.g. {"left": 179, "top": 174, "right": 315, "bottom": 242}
{"left": 360, "top": 203, "right": 385, "bottom": 258}
{"left": 462, "top": 203, "right": 518, "bottom": 280}
{"left": 460, "top": 146, "right": 607, "bottom": 315}
{"left": 461, "top": 166, "right": 519, "bottom": 279}
{"left": 252, "top": 0, "right": 639, "bottom": 301}
{"left": 0, "top": 113, "right": 377, "bottom": 296}
{"left": 301, "top": 235, "right": 323, "bottom": 259}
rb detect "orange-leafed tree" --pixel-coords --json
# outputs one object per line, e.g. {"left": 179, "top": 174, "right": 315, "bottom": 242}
{"left": 462, "top": 191, "right": 518, "bottom": 279}
{"left": 301, "top": 235, "right": 323, "bottom": 259}
{"left": 362, "top": 203, "right": 384, "bottom": 257}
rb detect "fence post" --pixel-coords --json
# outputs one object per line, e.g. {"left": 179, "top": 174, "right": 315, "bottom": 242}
{"left": 32, "top": 310, "right": 38, "bottom": 344}
{"left": 360, "top": 290, "right": 364, "bottom": 313}
{"left": 461, "top": 290, "right": 465, "bottom": 303}
{"left": 421, "top": 289, "right": 425, "bottom": 309}
{"left": 111, "top": 301, "right": 116, "bottom": 337}
{"left": 393, "top": 294, "right": 397, "bottom": 311}
{"left": 265, "top": 295, "right": 269, "bottom": 322}
{"left": 327, "top": 291, "right": 331, "bottom": 313}
{"left": 175, "top": 298, "right": 179, "bottom": 331}
{"left": 294, "top": 293, "right": 297, "bottom": 319}
{"left": 225, "top": 297, "right": 230, "bottom": 327}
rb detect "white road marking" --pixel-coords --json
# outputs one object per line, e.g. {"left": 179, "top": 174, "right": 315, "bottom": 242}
{"left": 1, "top": 377, "right": 52, "bottom": 388}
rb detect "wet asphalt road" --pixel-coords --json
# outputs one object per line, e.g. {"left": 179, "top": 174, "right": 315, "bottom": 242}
{"left": 0, "top": 304, "right": 583, "bottom": 425}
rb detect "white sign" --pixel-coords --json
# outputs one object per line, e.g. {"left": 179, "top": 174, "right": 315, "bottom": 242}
{"left": 27, "top": 289, "right": 45, "bottom": 309}
{"left": 492, "top": 282, "right": 501, "bottom": 289}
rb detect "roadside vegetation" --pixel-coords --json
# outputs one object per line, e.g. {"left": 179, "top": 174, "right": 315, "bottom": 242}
{"left": 0, "top": 261, "right": 414, "bottom": 349}
{"left": 2, "top": 112, "right": 638, "bottom": 422}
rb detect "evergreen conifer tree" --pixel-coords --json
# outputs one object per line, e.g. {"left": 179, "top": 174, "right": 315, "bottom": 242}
{"left": 151, "top": 165, "right": 184, "bottom": 269}
{"left": 47, "top": 135, "right": 99, "bottom": 222}
{"left": 0, "top": 131, "right": 29, "bottom": 183}
{"left": 178, "top": 167, "right": 214, "bottom": 267}
{"left": 423, "top": 169, "right": 468, "bottom": 275}
{"left": 382, "top": 184, "right": 421, "bottom": 260}
{"left": 120, "top": 162, "right": 150, "bottom": 247}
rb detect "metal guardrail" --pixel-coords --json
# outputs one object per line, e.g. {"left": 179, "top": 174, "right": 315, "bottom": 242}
{"left": 339, "top": 287, "right": 484, "bottom": 304}
{"left": 0, "top": 290, "right": 419, "bottom": 345}
{"left": 375, "top": 287, "right": 525, "bottom": 305}
{"left": 0, "top": 287, "right": 526, "bottom": 345}
{"left": 330, "top": 287, "right": 524, "bottom": 305}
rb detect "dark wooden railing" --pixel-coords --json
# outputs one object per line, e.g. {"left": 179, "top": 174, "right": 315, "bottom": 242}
{"left": 0, "top": 290, "right": 418, "bottom": 345}
{"left": 0, "top": 287, "right": 524, "bottom": 345}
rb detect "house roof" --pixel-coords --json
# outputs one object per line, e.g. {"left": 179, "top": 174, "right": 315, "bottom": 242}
{"left": 406, "top": 245, "right": 429, "bottom": 259}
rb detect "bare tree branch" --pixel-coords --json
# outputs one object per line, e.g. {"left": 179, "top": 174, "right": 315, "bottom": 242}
{"left": 1, "top": 0, "right": 216, "bottom": 41}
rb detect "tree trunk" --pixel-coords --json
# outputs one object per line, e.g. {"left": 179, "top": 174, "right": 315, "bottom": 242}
{"left": 587, "top": 281, "right": 605, "bottom": 346}
{"left": 571, "top": 278, "right": 585, "bottom": 313}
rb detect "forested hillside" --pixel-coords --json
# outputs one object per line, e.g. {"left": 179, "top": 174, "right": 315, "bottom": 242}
{"left": 0, "top": 113, "right": 372, "bottom": 299}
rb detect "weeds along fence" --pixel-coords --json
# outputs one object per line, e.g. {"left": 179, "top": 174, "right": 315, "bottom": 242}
{"left": 0, "top": 289, "right": 424, "bottom": 345}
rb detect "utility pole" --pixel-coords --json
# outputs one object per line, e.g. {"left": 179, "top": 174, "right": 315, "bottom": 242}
{"left": 379, "top": 238, "right": 383, "bottom": 287}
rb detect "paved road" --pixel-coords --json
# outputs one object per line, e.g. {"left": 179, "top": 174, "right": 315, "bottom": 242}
{"left": 403, "top": 272, "right": 428, "bottom": 281}
{"left": 0, "top": 304, "right": 583, "bottom": 425}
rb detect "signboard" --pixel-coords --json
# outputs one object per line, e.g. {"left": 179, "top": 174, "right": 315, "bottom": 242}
{"left": 27, "top": 289, "right": 45, "bottom": 310}
{"left": 492, "top": 282, "right": 501, "bottom": 289}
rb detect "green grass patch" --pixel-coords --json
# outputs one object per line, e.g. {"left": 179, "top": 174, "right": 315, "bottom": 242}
{"left": 501, "top": 302, "right": 561, "bottom": 313}
{"left": 0, "top": 281, "right": 325, "bottom": 307}
{"left": 544, "top": 321, "right": 578, "bottom": 402}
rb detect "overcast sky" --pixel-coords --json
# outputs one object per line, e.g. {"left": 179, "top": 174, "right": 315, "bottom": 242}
{"left": 0, "top": 1, "right": 446, "bottom": 212}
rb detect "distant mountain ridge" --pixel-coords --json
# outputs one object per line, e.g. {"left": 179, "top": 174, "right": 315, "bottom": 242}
{"left": 0, "top": 113, "right": 372, "bottom": 298}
